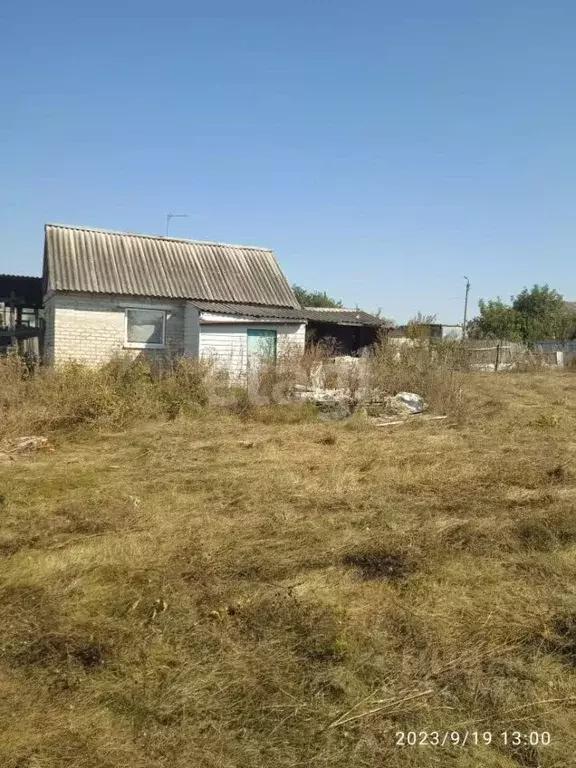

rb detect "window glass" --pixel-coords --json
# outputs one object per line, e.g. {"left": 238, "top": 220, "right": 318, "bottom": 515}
{"left": 126, "top": 309, "right": 165, "bottom": 346}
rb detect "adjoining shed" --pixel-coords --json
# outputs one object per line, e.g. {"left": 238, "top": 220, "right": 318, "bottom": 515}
{"left": 0, "top": 274, "right": 44, "bottom": 357}
{"left": 42, "top": 223, "right": 307, "bottom": 374}
{"left": 303, "top": 307, "right": 392, "bottom": 356}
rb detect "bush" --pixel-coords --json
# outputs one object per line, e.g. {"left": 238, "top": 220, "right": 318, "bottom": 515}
{"left": 0, "top": 354, "right": 213, "bottom": 437}
{"left": 367, "top": 340, "right": 465, "bottom": 415}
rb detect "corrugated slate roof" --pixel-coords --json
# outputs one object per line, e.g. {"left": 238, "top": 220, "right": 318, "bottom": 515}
{"left": 193, "top": 300, "right": 307, "bottom": 321}
{"left": 44, "top": 223, "right": 300, "bottom": 309}
{"left": 303, "top": 307, "right": 391, "bottom": 327}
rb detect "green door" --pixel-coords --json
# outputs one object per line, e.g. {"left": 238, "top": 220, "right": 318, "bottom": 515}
{"left": 247, "top": 329, "right": 277, "bottom": 369}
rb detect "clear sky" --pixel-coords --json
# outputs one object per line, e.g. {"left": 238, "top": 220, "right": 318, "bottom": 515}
{"left": 1, "top": 1, "right": 575, "bottom": 323}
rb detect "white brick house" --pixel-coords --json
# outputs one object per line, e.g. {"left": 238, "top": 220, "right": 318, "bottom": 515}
{"left": 42, "top": 224, "right": 306, "bottom": 374}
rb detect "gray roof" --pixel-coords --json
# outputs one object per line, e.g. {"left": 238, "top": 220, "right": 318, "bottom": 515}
{"left": 43, "top": 223, "right": 299, "bottom": 309}
{"left": 565, "top": 301, "right": 576, "bottom": 315}
{"left": 193, "top": 300, "right": 307, "bottom": 321}
{"left": 303, "top": 307, "right": 391, "bottom": 327}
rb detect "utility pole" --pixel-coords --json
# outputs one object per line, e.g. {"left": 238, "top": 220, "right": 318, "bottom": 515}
{"left": 462, "top": 276, "right": 471, "bottom": 339}
{"left": 165, "top": 213, "right": 189, "bottom": 236}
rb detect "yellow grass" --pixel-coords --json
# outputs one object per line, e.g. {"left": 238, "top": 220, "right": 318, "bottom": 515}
{"left": 1, "top": 361, "right": 575, "bottom": 767}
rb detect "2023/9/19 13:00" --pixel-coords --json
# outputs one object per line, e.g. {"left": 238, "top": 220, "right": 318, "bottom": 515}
{"left": 395, "top": 731, "right": 551, "bottom": 747}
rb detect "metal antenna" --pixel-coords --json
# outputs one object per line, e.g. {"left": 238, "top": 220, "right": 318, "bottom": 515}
{"left": 165, "top": 213, "right": 189, "bottom": 236}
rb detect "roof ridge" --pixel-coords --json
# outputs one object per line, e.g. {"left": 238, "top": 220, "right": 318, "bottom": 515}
{"left": 44, "top": 222, "right": 273, "bottom": 252}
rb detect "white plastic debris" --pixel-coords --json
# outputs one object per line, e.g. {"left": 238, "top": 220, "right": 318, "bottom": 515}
{"left": 391, "top": 392, "right": 426, "bottom": 414}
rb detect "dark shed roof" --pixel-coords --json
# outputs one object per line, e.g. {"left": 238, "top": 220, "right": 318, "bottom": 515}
{"left": 0, "top": 274, "right": 43, "bottom": 307}
{"left": 193, "top": 300, "right": 307, "bottom": 321}
{"left": 303, "top": 307, "right": 391, "bottom": 327}
{"left": 43, "top": 223, "right": 300, "bottom": 309}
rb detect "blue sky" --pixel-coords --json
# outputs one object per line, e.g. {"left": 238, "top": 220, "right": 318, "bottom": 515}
{"left": 1, "top": 0, "right": 575, "bottom": 323}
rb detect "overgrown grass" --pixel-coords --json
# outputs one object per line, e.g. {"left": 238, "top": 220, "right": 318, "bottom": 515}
{"left": 1, "top": 357, "right": 575, "bottom": 766}
{"left": 367, "top": 338, "right": 466, "bottom": 414}
{"left": 0, "top": 354, "right": 214, "bottom": 437}
{"left": 0, "top": 342, "right": 465, "bottom": 437}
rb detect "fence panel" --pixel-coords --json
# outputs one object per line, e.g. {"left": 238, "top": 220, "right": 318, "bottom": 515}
{"left": 534, "top": 341, "right": 576, "bottom": 367}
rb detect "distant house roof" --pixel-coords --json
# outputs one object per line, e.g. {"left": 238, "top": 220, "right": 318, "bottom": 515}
{"left": 43, "top": 223, "right": 300, "bottom": 309}
{"left": 303, "top": 307, "right": 391, "bottom": 327}
{"left": 0, "top": 274, "right": 43, "bottom": 307}
{"left": 565, "top": 301, "right": 576, "bottom": 315}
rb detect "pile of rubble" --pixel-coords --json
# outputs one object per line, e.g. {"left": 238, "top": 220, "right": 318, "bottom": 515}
{"left": 293, "top": 384, "right": 357, "bottom": 419}
{"left": 293, "top": 385, "right": 434, "bottom": 423}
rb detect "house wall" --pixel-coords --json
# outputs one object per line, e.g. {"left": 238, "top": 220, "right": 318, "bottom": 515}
{"left": 184, "top": 303, "right": 200, "bottom": 357}
{"left": 43, "top": 293, "right": 306, "bottom": 373}
{"left": 42, "top": 296, "right": 56, "bottom": 364}
{"left": 199, "top": 322, "right": 306, "bottom": 378}
{"left": 45, "top": 293, "right": 185, "bottom": 365}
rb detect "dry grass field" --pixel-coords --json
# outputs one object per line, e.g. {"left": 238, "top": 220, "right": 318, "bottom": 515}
{"left": 1, "top": 356, "right": 575, "bottom": 767}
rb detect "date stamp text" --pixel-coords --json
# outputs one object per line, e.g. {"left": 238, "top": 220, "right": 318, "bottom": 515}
{"left": 395, "top": 730, "right": 551, "bottom": 748}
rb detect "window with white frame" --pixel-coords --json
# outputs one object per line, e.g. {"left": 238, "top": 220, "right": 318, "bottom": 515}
{"left": 124, "top": 308, "right": 166, "bottom": 348}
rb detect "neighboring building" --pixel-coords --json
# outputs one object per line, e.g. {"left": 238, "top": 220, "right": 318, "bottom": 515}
{"left": 440, "top": 323, "right": 464, "bottom": 339}
{"left": 0, "top": 274, "right": 43, "bottom": 356}
{"left": 42, "top": 223, "right": 307, "bottom": 374}
{"left": 389, "top": 322, "right": 442, "bottom": 339}
{"left": 389, "top": 322, "right": 463, "bottom": 340}
{"left": 303, "top": 307, "right": 392, "bottom": 355}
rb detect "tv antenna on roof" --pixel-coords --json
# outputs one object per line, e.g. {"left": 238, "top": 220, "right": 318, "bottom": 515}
{"left": 165, "top": 213, "right": 189, "bottom": 236}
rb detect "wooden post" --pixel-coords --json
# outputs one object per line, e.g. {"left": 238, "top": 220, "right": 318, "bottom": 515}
{"left": 495, "top": 343, "right": 501, "bottom": 372}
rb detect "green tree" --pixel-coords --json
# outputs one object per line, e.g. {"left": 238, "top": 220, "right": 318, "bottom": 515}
{"left": 511, "top": 285, "right": 568, "bottom": 344}
{"left": 467, "top": 299, "right": 522, "bottom": 341}
{"left": 468, "top": 285, "right": 575, "bottom": 343}
{"left": 292, "top": 285, "right": 343, "bottom": 308}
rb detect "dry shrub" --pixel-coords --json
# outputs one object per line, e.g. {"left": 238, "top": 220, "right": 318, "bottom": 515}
{"left": 156, "top": 357, "right": 210, "bottom": 416}
{"left": 241, "top": 339, "right": 465, "bottom": 420}
{"left": 1, "top": 340, "right": 468, "bottom": 439}
{"left": 226, "top": 385, "right": 256, "bottom": 418}
{"left": 367, "top": 339, "right": 465, "bottom": 414}
{"left": 254, "top": 343, "right": 339, "bottom": 402}
{"left": 0, "top": 354, "right": 214, "bottom": 436}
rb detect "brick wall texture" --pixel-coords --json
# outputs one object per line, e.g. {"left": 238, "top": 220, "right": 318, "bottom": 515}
{"left": 46, "top": 293, "right": 184, "bottom": 365}
{"left": 44, "top": 293, "right": 306, "bottom": 373}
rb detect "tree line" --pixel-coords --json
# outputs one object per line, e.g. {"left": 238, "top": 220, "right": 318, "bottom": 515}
{"left": 467, "top": 285, "right": 576, "bottom": 343}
